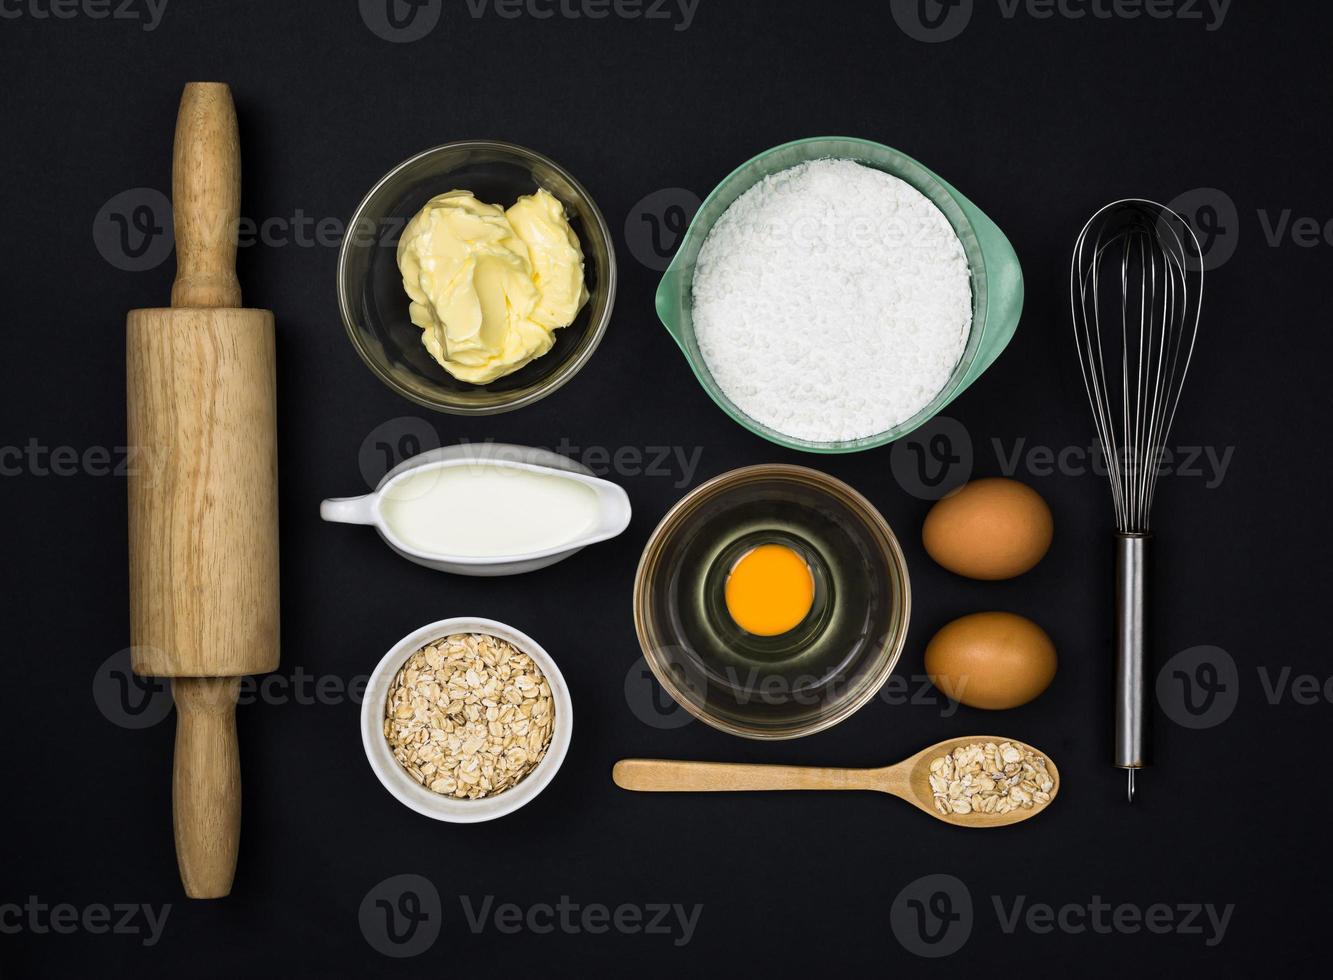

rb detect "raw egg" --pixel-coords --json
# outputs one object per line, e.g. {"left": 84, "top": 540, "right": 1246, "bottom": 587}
{"left": 724, "top": 544, "right": 815, "bottom": 636}
{"left": 925, "top": 611, "right": 1057, "bottom": 710}
{"left": 923, "top": 478, "right": 1053, "bottom": 580}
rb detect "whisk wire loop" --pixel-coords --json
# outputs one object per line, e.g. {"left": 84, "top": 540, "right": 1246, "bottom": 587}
{"left": 1071, "top": 200, "right": 1203, "bottom": 533}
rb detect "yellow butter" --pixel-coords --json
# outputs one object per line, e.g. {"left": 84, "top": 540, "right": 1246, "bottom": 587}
{"left": 396, "top": 188, "right": 588, "bottom": 385}
{"left": 506, "top": 189, "right": 590, "bottom": 329}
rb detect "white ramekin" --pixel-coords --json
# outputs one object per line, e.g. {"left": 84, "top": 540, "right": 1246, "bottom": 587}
{"left": 361, "top": 617, "right": 573, "bottom": 822}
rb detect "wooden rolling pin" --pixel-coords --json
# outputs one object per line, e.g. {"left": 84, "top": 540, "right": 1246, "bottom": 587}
{"left": 127, "top": 82, "right": 279, "bottom": 899}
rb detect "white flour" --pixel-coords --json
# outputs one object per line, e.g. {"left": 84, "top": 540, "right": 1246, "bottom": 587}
{"left": 691, "top": 159, "right": 972, "bottom": 443}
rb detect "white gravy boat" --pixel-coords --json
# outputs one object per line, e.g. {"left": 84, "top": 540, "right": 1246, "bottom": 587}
{"left": 321, "top": 444, "right": 632, "bottom": 576}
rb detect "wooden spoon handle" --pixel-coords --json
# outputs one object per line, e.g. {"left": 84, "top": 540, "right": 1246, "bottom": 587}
{"left": 613, "top": 759, "right": 881, "bottom": 793}
{"left": 172, "top": 677, "right": 242, "bottom": 899}
{"left": 171, "top": 82, "right": 242, "bottom": 309}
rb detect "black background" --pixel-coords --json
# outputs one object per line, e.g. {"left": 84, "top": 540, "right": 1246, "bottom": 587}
{"left": 2, "top": 0, "right": 1329, "bottom": 976}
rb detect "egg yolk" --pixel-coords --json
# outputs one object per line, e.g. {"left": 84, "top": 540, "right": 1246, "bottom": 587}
{"left": 724, "top": 544, "right": 815, "bottom": 637}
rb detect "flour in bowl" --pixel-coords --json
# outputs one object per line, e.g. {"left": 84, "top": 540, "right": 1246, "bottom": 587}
{"left": 691, "top": 159, "right": 972, "bottom": 444}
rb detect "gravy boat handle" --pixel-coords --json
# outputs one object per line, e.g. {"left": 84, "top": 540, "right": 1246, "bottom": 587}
{"left": 320, "top": 494, "right": 376, "bottom": 525}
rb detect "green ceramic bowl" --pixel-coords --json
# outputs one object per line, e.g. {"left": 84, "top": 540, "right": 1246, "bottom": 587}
{"left": 655, "top": 137, "right": 1024, "bottom": 453}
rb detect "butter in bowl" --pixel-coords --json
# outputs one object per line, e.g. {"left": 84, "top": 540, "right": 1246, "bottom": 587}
{"left": 321, "top": 443, "right": 631, "bottom": 576}
{"left": 337, "top": 141, "right": 616, "bottom": 415}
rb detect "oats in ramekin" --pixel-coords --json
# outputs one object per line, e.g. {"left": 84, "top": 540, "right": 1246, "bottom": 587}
{"left": 383, "top": 633, "right": 554, "bottom": 800}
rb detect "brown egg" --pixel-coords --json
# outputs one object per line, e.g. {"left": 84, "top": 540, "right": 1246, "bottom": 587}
{"left": 925, "top": 612, "right": 1057, "bottom": 710}
{"left": 923, "top": 478, "right": 1053, "bottom": 580}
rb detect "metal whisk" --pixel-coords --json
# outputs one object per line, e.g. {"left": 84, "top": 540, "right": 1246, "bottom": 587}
{"left": 1070, "top": 200, "right": 1204, "bottom": 803}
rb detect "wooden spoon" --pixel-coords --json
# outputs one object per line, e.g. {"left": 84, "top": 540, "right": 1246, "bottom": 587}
{"left": 612, "top": 736, "right": 1059, "bottom": 828}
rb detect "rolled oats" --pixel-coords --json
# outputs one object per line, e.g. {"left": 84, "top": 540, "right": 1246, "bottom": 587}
{"left": 927, "top": 741, "right": 1055, "bottom": 818}
{"left": 384, "top": 633, "right": 556, "bottom": 801}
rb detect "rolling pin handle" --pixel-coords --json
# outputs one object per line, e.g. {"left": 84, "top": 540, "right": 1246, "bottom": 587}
{"left": 170, "top": 82, "right": 243, "bottom": 310}
{"left": 172, "top": 676, "right": 243, "bottom": 899}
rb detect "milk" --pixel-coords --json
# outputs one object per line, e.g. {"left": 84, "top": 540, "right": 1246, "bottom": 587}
{"left": 379, "top": 464, "right": 601, "bottom": 558}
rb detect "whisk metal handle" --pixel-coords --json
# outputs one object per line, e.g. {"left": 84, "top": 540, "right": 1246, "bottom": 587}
{"left": 1114, "top": 533, "right": 1151, "bottom": 777}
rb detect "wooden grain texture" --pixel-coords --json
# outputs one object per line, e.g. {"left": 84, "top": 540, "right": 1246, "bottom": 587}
{"left": 613, "top": 736, "right": 1060, "bottom": 829}
{"left": 126, "top": 81, "right": 278, "bottom": 899}
{"left": 172, "top": 677, "right": 242, "bottom": 898}
{"left": 611, "top": 759, "right": 891, "bottom": 794}
{"left": 127, "top": 305, "right": 279, "bottom": 678}
{"left": 170, "top": 82, "right": 242, "bottom": 309}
